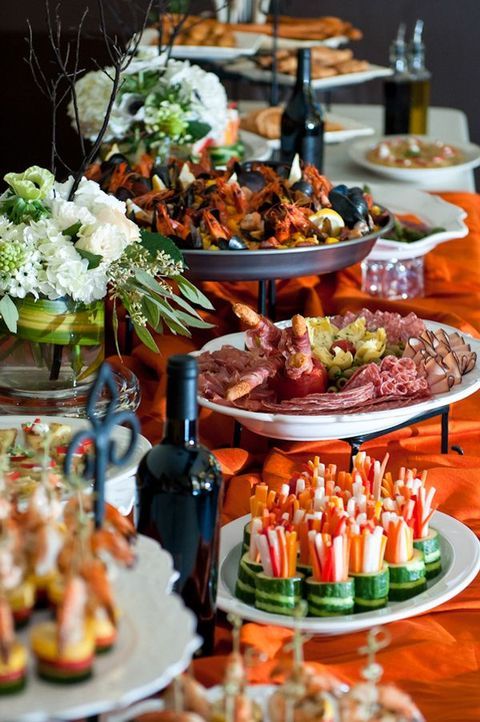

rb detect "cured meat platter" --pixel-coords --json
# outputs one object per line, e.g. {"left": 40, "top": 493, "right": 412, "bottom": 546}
{"left": 196, "top": 316, "right": 480, "bottom": 440}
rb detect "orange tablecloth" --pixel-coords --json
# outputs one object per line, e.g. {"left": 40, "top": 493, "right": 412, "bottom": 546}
{"left": 131, "top": 193, "right": 480, "bottom": 722}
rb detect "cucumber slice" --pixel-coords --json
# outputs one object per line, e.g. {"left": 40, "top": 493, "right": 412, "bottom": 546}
{"left": 255, "top": 572, "right": 304, "bottom": 616}
{"left": 297, "top": 563, "right": 312, "bottom": 578}
{"left": 306, "top": 577, "right": 354, "bottom": 616}
{"left": 387, "top": 550, "right": 426, "bottom": 600}
{"left": 235, "top": 553, "right": 261, "bottom": 605}
{"left": 425, "top": 558, "right": 442, "bottom": 580}
{"left": 351, "top": 563, "right": 389, "bottom": 611}
{"left": 413, "top": 529, "right": 441, "bottom": 565}
{"left": 242, "top": 522, "right": 251, "bottom": 554}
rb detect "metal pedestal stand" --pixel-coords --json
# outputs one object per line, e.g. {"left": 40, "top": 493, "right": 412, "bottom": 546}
{"left": 232, "top": 404, "right": 462, "bottom": 464}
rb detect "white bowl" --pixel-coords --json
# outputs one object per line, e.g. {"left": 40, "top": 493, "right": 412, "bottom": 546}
{"left": 349, "top": 135, "right": 480, "bottom": 186}
{"left": 364, "top": 183, "right": 468, "bottom": 261}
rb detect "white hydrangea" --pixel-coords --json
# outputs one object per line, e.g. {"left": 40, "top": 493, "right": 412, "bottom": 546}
{"left": 68, "top": 68, "right": 133, "bottom": 142}
{"left": 160, "top": 60, "right": 228, "bottom": 140}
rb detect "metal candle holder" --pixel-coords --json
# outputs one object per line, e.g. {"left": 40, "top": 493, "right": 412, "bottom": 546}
{"left": 64, "top": 362, "right": 140, "bottom": 527}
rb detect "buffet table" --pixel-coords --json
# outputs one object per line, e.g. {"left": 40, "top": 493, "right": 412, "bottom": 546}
{"left": 128, "top": 188, "right": 480, "bottom": 722}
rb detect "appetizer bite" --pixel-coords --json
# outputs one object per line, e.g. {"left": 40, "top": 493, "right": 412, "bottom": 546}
{"left": 234, "top": 452, "right": 443, "bottom": 617}
{"left": 0, "top": 598, "right": 28, "bottom": 695}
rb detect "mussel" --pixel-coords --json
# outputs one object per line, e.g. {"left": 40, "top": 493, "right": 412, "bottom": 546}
{"left": 233, "top": 162, "right": 266, "bottom": 193}
{"left": 100, "top": 153, "right": 130, "bottom": 173}
{"left": 115, "top": 186, "right": 134, "bottom": 202}
{"left": 215, "top": 236, "right": 247, "bottom": 251}
{"left": 329, "top": 184, "right": 369, "bottom": 228}
{"left": 290, "top": 180, "right": 314, "bottom": 197}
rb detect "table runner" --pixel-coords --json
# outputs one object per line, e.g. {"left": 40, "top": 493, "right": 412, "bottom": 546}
{"left": 129, "top": 192, "right": 480, "bottom": 722}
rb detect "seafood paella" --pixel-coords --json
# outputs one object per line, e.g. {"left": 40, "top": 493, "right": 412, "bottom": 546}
{"left": 87, "top": 154, "right": 390, "bottom": 252}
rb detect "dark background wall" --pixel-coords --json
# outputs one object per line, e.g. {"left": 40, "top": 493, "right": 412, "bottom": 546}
{"left": 1, "top": 0, "right": 479, "bottom": 179}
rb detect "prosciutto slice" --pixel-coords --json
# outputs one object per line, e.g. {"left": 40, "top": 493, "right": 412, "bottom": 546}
{"left": 331, "top": 309, "right": 425, "bottom": 344}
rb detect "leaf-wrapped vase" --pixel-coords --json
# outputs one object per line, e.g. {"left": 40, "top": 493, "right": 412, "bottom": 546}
{"left": 0, "top": 296, "right": 104, "bottom": 409}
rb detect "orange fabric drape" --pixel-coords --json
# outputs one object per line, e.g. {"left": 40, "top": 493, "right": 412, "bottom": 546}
{"left": 128, "top": 192, "right": 480, "bottom": 722}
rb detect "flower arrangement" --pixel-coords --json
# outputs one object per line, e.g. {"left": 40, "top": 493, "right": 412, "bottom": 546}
{"left": 0, "top": 164, "right": 212, "bottom": 353}
{"left": 69, "top": 55, "right": 229, "bottom": 160}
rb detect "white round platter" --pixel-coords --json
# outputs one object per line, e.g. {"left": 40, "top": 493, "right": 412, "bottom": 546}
{"left": 139, "top": 29, "right": 264, "bottom": 60}
{"left": 104, "top": 684, "right": 288, "bottom": 722}
{"left": 349, "top": 135, "right": 480, "bottom": 187}
{"left": 217, "top": 511, "right": 480, "bottom": 635}
{"left": 196, "top": 320, "right": 480, "bottom": 441}
{"left": 0, "top": 414, "right": 151, "bottom": 492}
{"left": 362, "top": 184, "right": 468, "bottom": 261}
{"left": 2, "top": 536, "right": 200, "bottom": 722}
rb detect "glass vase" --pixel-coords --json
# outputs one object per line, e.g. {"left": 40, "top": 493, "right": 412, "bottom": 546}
{"left": 0, "top": 296, "right": 105, "bottom": 414}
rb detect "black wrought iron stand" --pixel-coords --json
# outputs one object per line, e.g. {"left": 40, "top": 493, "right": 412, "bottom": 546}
{"left": 232, "top": 404, "right": 461, "bottom": 465}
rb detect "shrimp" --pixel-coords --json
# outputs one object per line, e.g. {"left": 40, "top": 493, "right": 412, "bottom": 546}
{"left": 90, "top": 528, "right": 136, "bottom": 567}
{"left": 0, "top": 596, "right": 14, "bottom": 663}
{"left": 57, "top": 575, "right": 88, "bottom": 654}
{"left": 80, "top": 559, "right": 116, "bottom": 625}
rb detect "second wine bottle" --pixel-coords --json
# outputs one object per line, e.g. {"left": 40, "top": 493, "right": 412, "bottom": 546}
{"left": 280, "top": 48, "right": 325, "bottom": 171}
{"left": 136, "top": 355, "right": 224, "bottom": 656}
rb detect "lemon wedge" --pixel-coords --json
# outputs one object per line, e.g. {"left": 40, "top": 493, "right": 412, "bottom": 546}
{"left": 309, "top": 208, "right": 345, "bottom": 237}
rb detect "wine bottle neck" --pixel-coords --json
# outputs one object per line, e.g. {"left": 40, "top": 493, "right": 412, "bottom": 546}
{"left": 164, "top": 418, "right": 198, "bottom": 446}
{"left": 295, "top": 49, "right": 311, "bottom": 89}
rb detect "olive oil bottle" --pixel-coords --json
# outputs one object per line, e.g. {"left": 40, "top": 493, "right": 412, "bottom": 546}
{"left": 408, "top": 19, "right": 431, "bottom": 134}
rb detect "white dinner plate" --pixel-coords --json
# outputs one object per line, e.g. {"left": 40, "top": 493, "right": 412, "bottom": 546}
{"left": 261, "top": 113, "right": 374, "bottom": 149}
{"left": 0, "top": 414, "right": 151, "bottom": 488}
{"left": 3, "top": 536, "right": 200, "bottom": 722}
{"left": 225, "top": 59, "right": 392, "bottom": 90}
{"left": 240, "top": 129, "right": 273, "bottom": 162}
{"left": 361, "top": 184, "right": 468, "bottom": 261}
{"left": 139, "top": 29, "right": 264, "bottom": 60}
{"left": 197, "top": 320, "right": 480, "bottom": 440}
{"left": 349, "top": 135, "right": 480, "bottom": 187}
{"left": 218, "top": 511, "right": 480, "bottom": 635}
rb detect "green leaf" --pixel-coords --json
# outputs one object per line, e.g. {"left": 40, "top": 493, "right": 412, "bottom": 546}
{"left": 162, "top": 316, "right": 192, "bottom": 337}
{"left": 141, "top": 296, "right": 160, "bottom": 329}
{"left": 187, "top": 120, "right": 211, "bottom": 142}
{"left": 135, "top": 270, "right": 173, "bottom": 298}
{"left": 0, "top": 295, "right": 19, "bottom": 333}
{"left": 112, "top": 300, "right": 122, "bottom": 359}
{"left": 63, "top": 222, "right": 82, "bottom": 239}
{"left": 77, "top": 248, "right": 102, "bottom": 269}
{"left": 175, "top": 310, "right": 214, "bottom": 329}
{"left": 133, "top": 323, "right": 159, "bottom": 353}
{"left": 140, "top": 230, "right": 184, "bottom": 264}
{"left": 147, "top": 296, "right": 190, "bottom": 335}
{"left": 175, "top": 275, "right": 214, "bottom": 310}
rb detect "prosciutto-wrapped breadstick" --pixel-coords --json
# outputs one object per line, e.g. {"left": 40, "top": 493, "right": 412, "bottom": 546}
{"left": 233, "top": 303, "right": 282, "bottom": 353}
{"left": 283, "top": 315, "right": 314, "bottom": 379}
{"left": 226, "top": 357, "right": 282, "bottom": 401}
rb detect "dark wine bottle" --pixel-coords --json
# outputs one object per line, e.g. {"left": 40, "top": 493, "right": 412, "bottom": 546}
{"left": 136, "top": 355, "right": 223, "bottom": 656}
{"left": 280, "top": 48, "right": 324, "bottom": 170}
{"left": 384, "top": 23, "right": 413, "bottom": 135}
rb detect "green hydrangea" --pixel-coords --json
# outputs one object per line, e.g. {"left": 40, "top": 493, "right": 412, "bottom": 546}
{"left": 0, "top": 240, "right": 26, "bottom": 276}
{"left": 144, "top": 100, "right": 189, "bottom": 143}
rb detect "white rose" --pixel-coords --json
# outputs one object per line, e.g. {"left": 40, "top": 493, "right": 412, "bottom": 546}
{"left": 94, "top": 205, "right": 140, "bottom": 245}
{"left": 49, "top": 198, "right": 95, "bottom": 231}
{"left": 73, "top": 178, "right": 127, "bottom": 214}
{"left": 76, "top": 223, "right": 129, "bottom": 262}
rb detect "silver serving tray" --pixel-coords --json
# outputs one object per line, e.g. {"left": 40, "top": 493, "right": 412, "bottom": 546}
{"left": 182, "top": 215, "right": 392, "bottom": 281}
